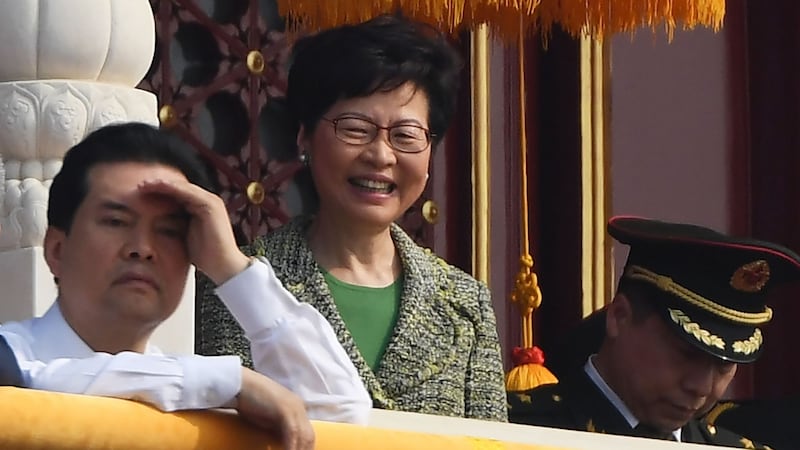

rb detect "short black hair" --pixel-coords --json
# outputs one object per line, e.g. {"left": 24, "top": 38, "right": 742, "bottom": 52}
{"left": 48, "top": 122, "right": 213, "bottom": 232}
{"left": 616, "top": 277, "right": 660, "bottom": 324}
{"left": 287, "top": 14, "right": 462, "bottom": 148}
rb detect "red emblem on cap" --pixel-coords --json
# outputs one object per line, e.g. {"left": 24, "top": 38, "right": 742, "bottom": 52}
{"left": 730, "top": 260, "right": 770, "bottom": 293}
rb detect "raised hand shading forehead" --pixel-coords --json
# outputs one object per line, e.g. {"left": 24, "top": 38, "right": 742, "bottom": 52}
{"left": 88, "top": 176, "right": 191, "bottom": 225}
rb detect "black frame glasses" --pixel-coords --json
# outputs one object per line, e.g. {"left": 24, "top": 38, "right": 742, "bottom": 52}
{"left": 321, "top": 117, "right": 433, "bottom": 154}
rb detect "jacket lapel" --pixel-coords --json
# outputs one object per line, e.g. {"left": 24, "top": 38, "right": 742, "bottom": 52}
{"left": 373, "top": 225, "right": 463, "bottom": 404}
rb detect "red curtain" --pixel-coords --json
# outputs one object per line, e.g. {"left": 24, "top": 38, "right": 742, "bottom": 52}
{"left": 727, "top": 0, "right": 800, "bottom": 399}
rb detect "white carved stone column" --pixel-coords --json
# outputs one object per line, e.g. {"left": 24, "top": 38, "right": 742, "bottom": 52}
{"left": 0, "top": 0, "right": 194, "bottom": 354}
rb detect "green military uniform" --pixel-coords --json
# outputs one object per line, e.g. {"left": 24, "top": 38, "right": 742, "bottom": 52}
{"left": 508, "top": 216, "right": 800, "bottom": 449}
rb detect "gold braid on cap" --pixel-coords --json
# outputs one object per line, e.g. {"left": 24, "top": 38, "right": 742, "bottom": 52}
{"left": 625, "top": 265, "right": 773, "bottom": 325}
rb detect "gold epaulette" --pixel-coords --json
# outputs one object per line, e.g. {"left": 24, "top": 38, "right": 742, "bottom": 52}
{"left": 705, "top": 401, "right": 738, "bottom": 425}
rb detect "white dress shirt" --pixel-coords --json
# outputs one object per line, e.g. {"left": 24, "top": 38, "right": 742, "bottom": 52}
{"left": 585, "top": 355, "right": 681, "bottom": 441}
{"left": 217, "top": 256, "right": 371, "bottom": 424}
{"left": 0, "top": 258, "right": 371, "bottom": 424}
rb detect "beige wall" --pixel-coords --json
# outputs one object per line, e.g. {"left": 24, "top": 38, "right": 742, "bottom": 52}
{"left": 609, "top": 26, "right": 732, "bottom": 280}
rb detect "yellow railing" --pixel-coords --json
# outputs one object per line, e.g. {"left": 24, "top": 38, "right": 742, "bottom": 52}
{"left": 0, "top": 387, "right": 721, "bottom": 450}
{"left": 0, "top": 387, "right": 566, "bottom": 450}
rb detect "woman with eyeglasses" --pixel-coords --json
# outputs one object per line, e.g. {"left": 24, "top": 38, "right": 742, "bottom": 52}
{"left": 198, "top": 14, "right": 507, "bottom": 422}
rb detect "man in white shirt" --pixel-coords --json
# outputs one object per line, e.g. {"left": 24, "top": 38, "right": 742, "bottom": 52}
{"left": 508, "top": 216, "right": 798, "bottom": 448}
{"left": 0, "top": 123, "right": 371, "bottom": 450}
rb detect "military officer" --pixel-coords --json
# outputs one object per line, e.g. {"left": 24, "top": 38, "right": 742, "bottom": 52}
{"left": 509, "top": 216, "right": 800, "bottom": 448}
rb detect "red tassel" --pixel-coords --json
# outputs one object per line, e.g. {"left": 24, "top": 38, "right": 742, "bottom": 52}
{"left": 512, "top": 346, "right": 545, "bottom": 366}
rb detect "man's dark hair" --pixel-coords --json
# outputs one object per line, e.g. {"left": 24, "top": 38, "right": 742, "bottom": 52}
{"left": 48, "top": 122, "right": 213, "bottom": 232}
{"left": 617, "top": 277, "right": 661, "bottom": 324}
{"left": 287, "top": 14, "right": 463, "bottom": 148}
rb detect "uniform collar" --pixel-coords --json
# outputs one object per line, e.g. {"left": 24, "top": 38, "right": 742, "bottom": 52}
{"left": 584, "top": 355, "right": 682, "bottom": 442}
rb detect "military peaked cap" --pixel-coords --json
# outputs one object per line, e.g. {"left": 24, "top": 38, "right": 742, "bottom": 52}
{"left": 609, "top": 216, "right": 800, "bottom": 363}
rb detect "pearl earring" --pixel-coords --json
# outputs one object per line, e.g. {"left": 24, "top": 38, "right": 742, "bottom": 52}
{"left": 298, "top": 152, "right": 309, "bottom": 165}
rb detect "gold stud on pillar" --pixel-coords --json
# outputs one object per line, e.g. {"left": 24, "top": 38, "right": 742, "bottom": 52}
{"left": 246, "top": 181, "right": 265, "bottom": 205}
{"left": 246, "top": 50, "right": 265, "bottom": 75}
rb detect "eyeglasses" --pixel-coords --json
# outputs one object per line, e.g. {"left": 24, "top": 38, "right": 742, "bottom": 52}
{"left": 321, "top": 116, "right": 433, "bottom": 154}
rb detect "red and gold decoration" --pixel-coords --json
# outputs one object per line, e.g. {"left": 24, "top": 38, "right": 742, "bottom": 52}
{"left": 505, "top": 27, "right": 557, "bottom": 390}
{"left": 277, "top": 0, "right": 725, "bottom": 40}
{"left": 730, "top": 260, "right": 770, "bottom": 293}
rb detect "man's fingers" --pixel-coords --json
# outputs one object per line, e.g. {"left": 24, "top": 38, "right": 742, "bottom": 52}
{"left": 238, "top": 371, "right": 315, "bottom": 450}
{"left": 283, "top": 418, "right": 315, "bottom": 450}
{"left": 137, "top": 178, "right": 215, "bottom": 213}
{"left": 300, "top": 423, "right": 315, "bottom": 450}
{"left": 283, "top": 432, "right": 299, "bottom": 450}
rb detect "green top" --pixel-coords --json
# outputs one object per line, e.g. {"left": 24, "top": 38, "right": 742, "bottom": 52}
{"left": 323, "top": 271, "right": 401, "bottom": 372}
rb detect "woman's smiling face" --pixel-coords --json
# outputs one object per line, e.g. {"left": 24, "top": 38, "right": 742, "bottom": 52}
{"left": 299, "top": 82, "right": 431, "bottom": 229}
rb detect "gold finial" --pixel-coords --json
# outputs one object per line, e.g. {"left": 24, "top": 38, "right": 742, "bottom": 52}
{"left": 158, "top": 105, "right": 177, "bottom": 128}
{"left": 422, "top": 199, "right": 439, "bottom": 224}
{"left": 246, "top": 50, "right": 265, "bottom": 75}
{"left": 246, "top": 181, "right": 265, "bottom": 205}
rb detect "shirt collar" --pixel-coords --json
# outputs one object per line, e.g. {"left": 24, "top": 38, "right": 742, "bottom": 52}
{"left": 584, "top": 355, "right": 682, "bottom": 442}
{"left": 31, "top": 302, "right": 95, "bottom": 361}
{"left": 31, "top": 301, "right": 160, "bottom": 360}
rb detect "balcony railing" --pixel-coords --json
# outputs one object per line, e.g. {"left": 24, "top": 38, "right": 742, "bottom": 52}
{"left": 0, "top": 386, "right": 723, "bottom": 449}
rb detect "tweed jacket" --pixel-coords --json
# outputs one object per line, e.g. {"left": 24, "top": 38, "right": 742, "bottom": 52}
{"left": 197, "top": 216, "right": 508, "bottom": 422}
{"left": 508, "top": 368, "right": 770, "bottom": 448}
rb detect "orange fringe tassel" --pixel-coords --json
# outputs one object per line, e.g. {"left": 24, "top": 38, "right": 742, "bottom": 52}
{"left": 505, "top": 346, "right": 558, "bottom": 392}
{"left": 277, "top": 0, "right": 725, "bottom": 41}
{"left": 504, "top": 18, "right": 557, "bottom": 393}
